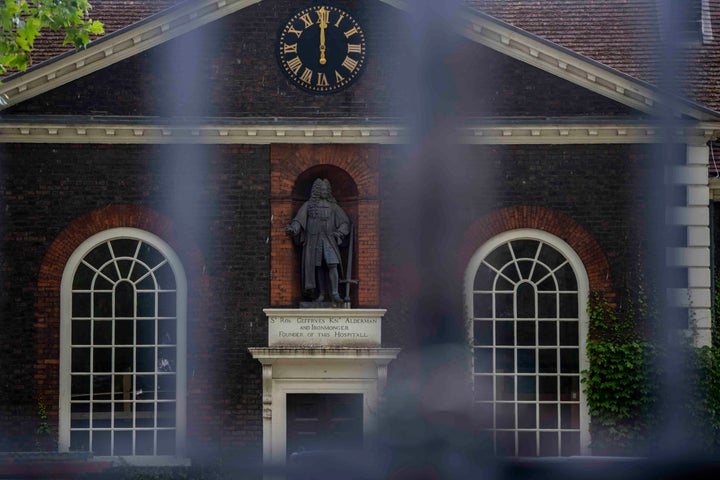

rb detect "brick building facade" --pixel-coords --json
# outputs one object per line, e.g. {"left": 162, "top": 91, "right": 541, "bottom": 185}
{"left": 1, "top": 0, "right": 719, "bottom": 469}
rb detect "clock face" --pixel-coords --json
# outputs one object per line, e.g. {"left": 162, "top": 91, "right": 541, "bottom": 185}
{"left": 278, "top": 4, "right": 367, "bottom": 94}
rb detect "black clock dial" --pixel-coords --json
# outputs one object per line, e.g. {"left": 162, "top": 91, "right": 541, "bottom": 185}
{"left": 278, "top": 5, "right": 367, "bottom": 94}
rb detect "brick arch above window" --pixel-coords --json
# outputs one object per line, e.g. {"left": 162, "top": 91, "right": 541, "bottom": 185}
{"left": 457, "top": 206, "right": 611, "bottom": 294}
{"left": 34, "top": 204, "right": 210, "bottom": 439}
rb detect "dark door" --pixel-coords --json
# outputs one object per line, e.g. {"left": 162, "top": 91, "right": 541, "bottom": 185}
{"left": 286, "top": 393, "right": 363, "bottom": 456}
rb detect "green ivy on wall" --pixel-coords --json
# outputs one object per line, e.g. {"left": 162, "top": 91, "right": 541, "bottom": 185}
{"left": 582, "top": 292, "right": 658, "bottom": 455}
{"left": 34, "top": 400, "right": 55, "bottom": 451}
{"left": 583, "top": 276, "right": 720, "bottom": 455}
{"left": 688, "top": 277, "right": 720, "bottom": 451}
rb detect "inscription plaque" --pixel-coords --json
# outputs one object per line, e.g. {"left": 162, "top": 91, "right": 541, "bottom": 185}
{"left": 265, "top": 308, "right": 385, "bottom": 347}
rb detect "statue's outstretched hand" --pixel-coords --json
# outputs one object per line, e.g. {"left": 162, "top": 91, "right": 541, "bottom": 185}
{"left": 332, "top": 231, "right": 344, "bottom": 245}
{"left": 285, "top": 225, "right": 297, "bottom": 236}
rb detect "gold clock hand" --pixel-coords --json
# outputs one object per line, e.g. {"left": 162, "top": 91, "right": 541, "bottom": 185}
{"left": 320, "top": 25, "right": 327, "bottom": 65}
{"left": 318, "top": 7, "right": 329, "bottom": 65}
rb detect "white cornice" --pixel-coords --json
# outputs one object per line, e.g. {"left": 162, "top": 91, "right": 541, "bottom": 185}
{"left": 462, "top": 122, "right": 718, "bottom": 145}
{"left": 457, "top": 17, "right": 658, "bottom": 114}
{"left": 1, "top": 119, "right": 716, "bottom": 145}
{"left": 0, "top": 0, "right": 260, "bottom": 109}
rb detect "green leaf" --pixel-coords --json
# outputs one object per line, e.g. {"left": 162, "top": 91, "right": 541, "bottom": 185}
{"left": 0, "top": 0, "right": 104, "bottom": 72}
{"left": 15, "top": 35, "right": 29, "bottom": 52}
{"left": 87, "top": 20, "right": 103, "bottom": 35}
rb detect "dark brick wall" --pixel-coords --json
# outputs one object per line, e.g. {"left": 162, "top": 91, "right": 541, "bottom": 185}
{"left": 0, "top": 143, "right": 270, "bottom": 454}
{"left": 0, "top": 139, "right": 652, "bottom": 457}
{"left": 378, "top": 143, "right": 649, "bottom": 348}
{"left": 4, "top": 0, "right": 636, "bottom": 118}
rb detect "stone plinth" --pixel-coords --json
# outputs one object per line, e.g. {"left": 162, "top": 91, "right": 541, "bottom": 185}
{"left": 264, "top": 308, "right": 385, "bottom": 347}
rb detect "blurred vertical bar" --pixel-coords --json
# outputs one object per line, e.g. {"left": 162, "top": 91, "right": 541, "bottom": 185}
{"left": 378, "top": 1, "right": 488, "bottom": 477}
{"left": 652, "top": 0, "right": 706, "bottom": 457}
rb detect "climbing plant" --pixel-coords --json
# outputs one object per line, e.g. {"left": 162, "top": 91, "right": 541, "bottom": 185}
{"left": 583, "top": 274, "right": 720, "bottom": 455}
{"left": 687, "top": 275, "right": 720, "bottom": 451}
{"left": 34, "top": 400, "right": 55, "bottom": 451}
{"left": 582, "top": 291, "right": 658, "bottom": 455}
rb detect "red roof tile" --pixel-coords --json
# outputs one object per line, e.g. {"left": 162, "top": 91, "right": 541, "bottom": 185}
{"left": 473, "top": 0, "right": 720, "bottom": 111}
{"left": 21, "top": 0, "right": 184, "bottom": 66}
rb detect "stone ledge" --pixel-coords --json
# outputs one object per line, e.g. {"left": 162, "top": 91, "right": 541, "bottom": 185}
{"left": 248, "top": 347, "right": 401, "bottom": 362}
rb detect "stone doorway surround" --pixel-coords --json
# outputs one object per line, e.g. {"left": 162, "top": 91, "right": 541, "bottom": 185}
{"left": 249, "top": 308, "right": 400, "bottom": 471}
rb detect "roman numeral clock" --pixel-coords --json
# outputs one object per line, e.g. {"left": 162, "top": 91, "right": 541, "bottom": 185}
{"left": 278, "top": 4, "right": 367, "bottom": 94}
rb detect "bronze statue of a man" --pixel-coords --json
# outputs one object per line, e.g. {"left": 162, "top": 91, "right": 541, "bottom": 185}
{"left": 286, "top": 178, "right": 350, "bottom": 303}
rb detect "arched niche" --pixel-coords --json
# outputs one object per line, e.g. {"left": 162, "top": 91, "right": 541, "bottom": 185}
{"left": 290, "top": 165, "right": 360, "bottom": 306}
{"left": 292, "top": 164, "right": 359, "bottom": 203}
{"left": 270, "top": 144, "right": 380, "bottom": 307}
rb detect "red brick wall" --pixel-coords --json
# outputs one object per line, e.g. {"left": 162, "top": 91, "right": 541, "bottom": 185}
{"left": 270, "top": 144, "right": 380, "bottom": 306}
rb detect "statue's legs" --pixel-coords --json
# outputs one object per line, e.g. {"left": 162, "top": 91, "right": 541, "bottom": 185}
{"left": 313, "top": 264, "right": 341, "bottom": 303}
{"left": 315, "top": 267, "right": 326, "bottom": 302}
{"left": 315, "top": 239, "right": 343, "bottom": 303}
{"left": 328, "top": 264, "right": 342, "bottom": 303}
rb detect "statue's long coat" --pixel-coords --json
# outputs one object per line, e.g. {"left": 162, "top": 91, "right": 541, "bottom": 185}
{"left": 291, "top": 199, "right": 350, "bottom": 291}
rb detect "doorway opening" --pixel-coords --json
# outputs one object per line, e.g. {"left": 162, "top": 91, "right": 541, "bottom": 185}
{"left": 286, "top": 393, "right": 364, "bottom": 457}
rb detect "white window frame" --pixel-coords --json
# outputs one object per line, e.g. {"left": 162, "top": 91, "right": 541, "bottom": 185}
{"left": 464, "top": 228, "right": 590, "bottom": 456}
{"left": 59, "top": 228, "right": 188, "bottom": 466}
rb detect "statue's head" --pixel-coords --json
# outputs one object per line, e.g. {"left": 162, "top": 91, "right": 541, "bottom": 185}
{"left": 311, "top": 178, "right": 331, "bottom": 200}
{"left": 310, "top": 178, "right": 324, "bottom": 199}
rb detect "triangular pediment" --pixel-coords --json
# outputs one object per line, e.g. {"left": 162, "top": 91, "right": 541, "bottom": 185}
{"left": 0, "top": 0, "right": 717, "bottom": 121}
{"left": 3, "top": 19, "right": 638, "bottom": 120}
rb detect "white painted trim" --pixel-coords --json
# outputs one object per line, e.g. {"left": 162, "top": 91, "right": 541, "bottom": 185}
{"left": 688, "top": 227, "right": 711, "bottom": 248}
{"left": 59, "top": 228, "right": 188, "bottom": 462}
{"left": 666, "top": 247, "right": 710, "bottom": 267}
{"left": 463, "top": 228, "right": 591, "bottom": 455}
{"left": 457, "top": 16, "right": 672, "bottom": 117}
{"left": 688, "top": 185, "right": 710, "bottom": 206}
{"left": 462, "top": 123, "right": 718, "bottom": 145}
{"left": 666, "top": 164, "right": 710, "bottom": 185}
{"left": 670, "top": 144, "right": 712, "bottom": 347}
{"left": 0, "top": 120, "right": 717, "bottom": 145}
{"left": 248, "top": 347, "right": 400, "bottom": 474}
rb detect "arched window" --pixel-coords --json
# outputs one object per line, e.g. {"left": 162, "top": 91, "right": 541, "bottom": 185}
{"left": 59, "top": 228, "right": 187, "bottom": 463}
{"left": 465, "top": 229, "right": 589, "bottom": 457}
